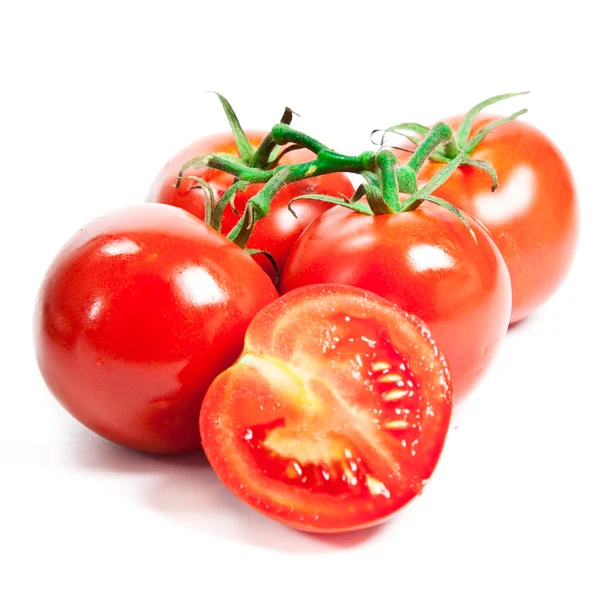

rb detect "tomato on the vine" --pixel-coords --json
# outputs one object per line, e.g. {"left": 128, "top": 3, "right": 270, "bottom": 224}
{"left": 282, "top": 203, "right": 512, "bottom": 400}
{"left": 200, "top": 284, "right": 453, "bottom": 533}
{"left": 35, "top": 204, "right": 278, "bottom": 453}
{"left": 146, "top": 131, "right": 355, "bottom": 283}
{"left": 395, "top": 115, "right": 578, "bottom": 324}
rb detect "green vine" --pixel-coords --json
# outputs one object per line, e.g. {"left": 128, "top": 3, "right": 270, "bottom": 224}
{"left": 175, "top": 93, "right": 528, "bottom": 249}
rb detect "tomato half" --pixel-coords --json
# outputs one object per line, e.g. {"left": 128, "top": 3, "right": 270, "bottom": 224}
{"left": 397, "top": 116, "right": 578, "bottom": 323}
{"left": 35, "top": 204, "right": 278, "bottom": 453}
{"left": 146, "top": 131, "right": 355, "bottom": 283}
{"left": 200, "top": 284, "right": 453, "bottom": 533}
{"left": 281, "top": 204, "right": 512, "bottom": 400}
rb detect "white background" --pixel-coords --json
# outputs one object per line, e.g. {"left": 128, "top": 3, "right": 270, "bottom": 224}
{"left": 2, "top": 2, "right": 599, "bottom": 599}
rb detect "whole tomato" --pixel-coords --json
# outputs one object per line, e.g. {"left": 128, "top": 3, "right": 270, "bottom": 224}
{"left": 282, "top": 203, "right": 511, "bottom": 401}
{"left": 146, "top": 131, "right": 355, "bottom": 283}
{"left": 35, "top": 204, "right": 278, "bottom": 453}
{"left": 397, "top": 116, "right": 578, "bottom": 323}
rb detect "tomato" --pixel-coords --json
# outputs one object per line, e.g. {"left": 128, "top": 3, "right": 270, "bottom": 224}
{"left": 200, "top": 284, "right": 452, "bottom": 533}
{"left": 397, "top": 116, "right": 578, "bottom": 323}
{"left": 34, "top": 204, "right": 278, "bottom": 453}
{"left": 282, "top": 204, "right": 511, "bottom": 400}
{"left": 146, "top": 131, "right": 355, "bottom": 283}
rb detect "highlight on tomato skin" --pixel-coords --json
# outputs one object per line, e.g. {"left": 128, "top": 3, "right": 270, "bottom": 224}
{"left": 200, "top": 284, "right": 453, "bottom": 533}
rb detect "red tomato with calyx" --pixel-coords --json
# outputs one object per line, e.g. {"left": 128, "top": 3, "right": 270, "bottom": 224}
{"left": 146, "top": 131, "right": 355, "bottom": 283}
{"left": 35, "top": 204, "right": 278, "bottom": 454}
{"left": 399, "top": 116, "right": 578, "bottom": 324}
{"left": 200, "top": 284, "right": 453, "bottom": 533}
{"left": 282, "top": 204, "right": 511, "bottom": 401}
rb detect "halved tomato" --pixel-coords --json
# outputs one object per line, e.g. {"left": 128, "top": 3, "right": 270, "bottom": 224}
{"left": 200, "top": 284, "right": 453, "bottom": 533}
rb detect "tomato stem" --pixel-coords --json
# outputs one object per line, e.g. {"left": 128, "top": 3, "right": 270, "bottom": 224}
{"left": 396, "top": 165, "right": 418, "bottom": 194}
{"left": 271, "top": 123, "right": 330, "bottom": 155}
{"left": 375, "top": 150, "right": 400, "bottom": 213}
{"left": 228, "top": 168, "right": 292, "bottom": 248}
{"left": 408, "top": 123, "right": 454, "bottom": 174}
{"left": 179, "top": 94, "right": 482, "bottom": 242}
{"left": 249, "top": 107, "right": 296, "bottom": 168}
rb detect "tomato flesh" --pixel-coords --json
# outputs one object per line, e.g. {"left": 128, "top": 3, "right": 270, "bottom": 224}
{"left": 200, "top": 284, "right": 452, "bottom": 532}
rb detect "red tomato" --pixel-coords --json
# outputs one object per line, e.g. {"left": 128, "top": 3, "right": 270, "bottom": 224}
{"left": 35, "top": 204, "right": 278, "bottom": 453}
{"left": 146, "top": 131, "right": 355, "bottom": 283}
{"left": 200, "top": 284, "right": 453, "bottom": 533}
{"left": 398, "top": 116, "right": 578, "bottom": 323}
{"left": 282, "top": 204, "right": 511, "bottom": 400}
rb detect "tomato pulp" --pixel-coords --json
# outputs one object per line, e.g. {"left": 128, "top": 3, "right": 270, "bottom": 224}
{"left": 35, "top": 204, "right": 278, "bottom": 453}
{"left": 200, "top": 284, "right": 453, "bottom": 532}
{"left": 282, "top": 204, "right": 512, "bottom": 400}
{"left": 398, "top": 116, "right": 578, "bottom": 323}
{"left": 146, "top": 131, "right": 355, "bottom": 283}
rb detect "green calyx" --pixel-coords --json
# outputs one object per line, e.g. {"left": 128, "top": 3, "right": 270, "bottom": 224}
{"left": 378, "top": 92, "right": 530, "bottom": 191}
{"left": 177, "top": 92, "right": 519, "bottom": 249}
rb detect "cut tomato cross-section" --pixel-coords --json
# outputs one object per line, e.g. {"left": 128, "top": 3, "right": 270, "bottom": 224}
{"left": 200, "top": 284, "right": 453, "bottom": 533}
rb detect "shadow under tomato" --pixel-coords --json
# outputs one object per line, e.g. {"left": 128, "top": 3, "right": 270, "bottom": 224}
{"left": 507, "top": 310, "right": 543, "bottom": 334}
{"left": 67, "top": 424, "right": 384, "bottom": 554}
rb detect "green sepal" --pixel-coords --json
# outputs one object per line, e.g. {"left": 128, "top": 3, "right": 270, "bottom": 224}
{"left": 464, "top": 109, "right": 528, "bottom": 154}
{"left": 245, "top": 249, "right": 280, "bottom": 286}
{"left": 455, "top": 92, "right": 529, "bottom": 147}
{"left": 184, "top": 176, "right": 215, "bottom": 226}
{"left": 398, "top": 152, "right": 465, "bottom": 211}
{"left": 176, "top": 154, "right": 210, "bottom": 187}
{"left": 349, "top": 184, "right": 369, "bottom": 203}
{"left": 176, "top": 152, "right": 246, "bottom": 184}
{"left": 462, "top": 157, "right": 498, "bottom": 191}
{"left": 360, "top": 170, "right": 381, "bottom": 187}
{"left": 348, "top": 183, "right": 393, "bottom": 214}
{"left": 287, "top": 194, "right": 374, "bottom": 218}
{"left": 428, "top": 152, "right": 451, "bottom": 163}
{"left": 365, "top": 183, "right": 394, "bottom": 215}
{"left": 227, "top": 167, "right": 293, "bottom": 248}
{"left": 424, "top": 195, "right": 476, "bottom": 242}
{"left": 210, "top": 92, "right": 255, "bottom": 163}
{"left": 390, "top": 131, "right": 422, "bottom": 147}
{"left": 266, "top": 144, "right": 305, "bottom": 169}
{"left": 211, "top": 180, "right": 250, "bottom": 231}
{"left": 386, "top": 122, "right": 430, "bottom": 137}
{"left": 227, "top": 202, "right": 254, "bottom": 247}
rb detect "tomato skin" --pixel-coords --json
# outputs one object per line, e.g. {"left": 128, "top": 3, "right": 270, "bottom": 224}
{"left": 146, "top": 131, "right": 355, "bottom": 283}
{"left": 34, "top": 204, "right": 278, "bottom": 453}
{"left": 399, "top": 116, "right": 578, "bottom": 323}
{"left": 282, "top": 204, "right": 511, "bottom": 400}
{"left": 200, "top": 284, "right": 453, "bottom": 533}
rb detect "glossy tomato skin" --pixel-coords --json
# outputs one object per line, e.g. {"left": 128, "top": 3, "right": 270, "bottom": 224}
{"left": 400, "top": 116, "right": 578, "bottom": 323}
{"left": 201, "top": 284, "right": 453, "bottom": 533}
{"left": 35, "top": 204, "right": 278, "bottom": 453}
{"left": 282, "top": 204, "right": 511, "bottom": 401}
{"left": 146, "top": 131, "right": 355, "bottom": 283}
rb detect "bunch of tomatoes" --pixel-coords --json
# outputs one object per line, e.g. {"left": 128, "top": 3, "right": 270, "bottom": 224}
{"left": 34, "top": 93, "right": 578, "bottom": 533}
